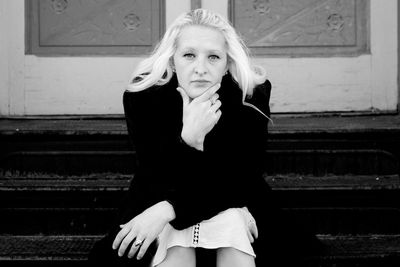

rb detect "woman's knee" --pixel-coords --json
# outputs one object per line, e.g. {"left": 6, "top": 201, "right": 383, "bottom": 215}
{"left": 217, "top": 247, "right": 255, "bottom": 267}
{"left": 169, "top": 246, "right": 195, "bottom": 261}
{"left": 156, "top": 246, "right": 195, "bottom": 267}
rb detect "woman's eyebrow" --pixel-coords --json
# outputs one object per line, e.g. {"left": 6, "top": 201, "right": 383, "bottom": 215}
{"left": 208, "top": 49, "right": 223, "bottom": 54}
{"left": 178, "top": 46, "right": 224, "bottom": 54}
{"left": 178, "top": 46, "right": 196, "bottom": 52}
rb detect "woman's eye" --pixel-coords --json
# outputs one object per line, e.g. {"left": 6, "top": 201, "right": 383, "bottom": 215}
{"left": 183, "top": 53, "right": 195, "bottom": 59}
{"left": 209, "top": 55, "right": 220, "bottom": 61}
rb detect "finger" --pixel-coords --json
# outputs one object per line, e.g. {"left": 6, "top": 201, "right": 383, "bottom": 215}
{"left": 210, "top": 100, "right": 222, "bottom": 112}
{"left": 176, "top": 87, "right": 189, "bottom": 107}
{"left": 210, "top": 93, "right": 219, "bottom": 104}
{"left": 118, "top": 232, "right": 136, "bottom": 257}
{"left": 127, "top": 236, "right": 144, "bottom": 258}
{"left": 253, "top": 223, "right": 259, "bottom": 239}
{"left": 215, "top": 109, "right": 222, "bottom": 123}
{"left": 208, "top": 94, "right": 219, "bottom": 107}
{"left": 112, "top": 225, "right": 130, "bottom": 250}
{"left": 194, "top": 83, "right": 220, "bottom": 103}
{"left": 247, "top": 230, "right": 255, "bottom": 243}
{"left": 249, "top": 221, "right": 258, "bottom": 239}
{"left": 136, "top": 238, "right": 153, "bottom": 260}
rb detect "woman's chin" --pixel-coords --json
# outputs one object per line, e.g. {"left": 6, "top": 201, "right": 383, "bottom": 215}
{"left": 186, "top": 88, "right": 208, "bottom": 99}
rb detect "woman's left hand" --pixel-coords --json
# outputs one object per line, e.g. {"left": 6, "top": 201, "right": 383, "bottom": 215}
{"left": 112, "top": 201, "right": 175, "bottom": 260}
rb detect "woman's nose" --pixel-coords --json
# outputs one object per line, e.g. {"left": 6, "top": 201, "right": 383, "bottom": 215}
{"left": 194, "top": 58, "right": 207, "bottom": 75}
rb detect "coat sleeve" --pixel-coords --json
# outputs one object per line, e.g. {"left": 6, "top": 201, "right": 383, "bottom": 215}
{"left": 122, "top": 85, "right": 271, "bottom": 230}
{"left": 122, "top": 89, "right": 211, "bottom": 222}
{"left": 122, "top": 89, "right": 182, "bottom": 211}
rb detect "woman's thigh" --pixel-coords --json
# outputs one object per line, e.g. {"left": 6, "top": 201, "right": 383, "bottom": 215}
{"left": 216, "top": 247, "right": 255, "bottom": 267}
{"left": 156, "top": 246, "right": 196, "bottom": 267}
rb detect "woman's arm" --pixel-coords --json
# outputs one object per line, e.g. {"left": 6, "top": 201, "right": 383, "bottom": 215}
{"left": 112, "top": 90, "right": 180, "bottom": 260}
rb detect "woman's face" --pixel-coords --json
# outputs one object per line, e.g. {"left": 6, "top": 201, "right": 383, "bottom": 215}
{"left": 173, "top": 25, "right": 228, "bottom": 100}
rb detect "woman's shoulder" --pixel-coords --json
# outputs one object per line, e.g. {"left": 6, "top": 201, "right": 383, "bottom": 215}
{"left": 246, "top": 79, "right": 271, "bottom": 114}
{"left": 124, "top": 75, "right": 178, "bottom": 103}
{"left": 124, "top": 78, "right": 176, "bottom": 103}
{"left": 243, "top": 79, "right": 271, "bottom": 122}
{"left": 123, "top": 77, "right": 179, "bottom": 118}
{"left": 123, "top": 84, "right": 161, "bottom": 101}
{"left": 123, "top": 85, "right": 162, "bottom": 113}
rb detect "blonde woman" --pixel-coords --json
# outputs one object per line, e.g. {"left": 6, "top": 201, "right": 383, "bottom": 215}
{"left": 89, "top": 9, "right": 321, "bottom": 267}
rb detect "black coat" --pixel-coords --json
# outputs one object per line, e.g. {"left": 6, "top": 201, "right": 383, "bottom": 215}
{"left": 89, "top": 74, "right": 323, "bottom": 267}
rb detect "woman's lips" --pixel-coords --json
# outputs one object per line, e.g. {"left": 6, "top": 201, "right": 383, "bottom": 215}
{"left": 191, "top": 80, "right": 211, "bottom": 86}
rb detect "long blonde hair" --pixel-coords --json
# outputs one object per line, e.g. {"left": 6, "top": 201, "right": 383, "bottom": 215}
{"left": 126, "top": 9, "right": 266, "bottom": 101}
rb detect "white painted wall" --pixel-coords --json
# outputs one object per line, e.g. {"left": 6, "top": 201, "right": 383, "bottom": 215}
{"left": 0, "top": 0, "right": 9, "bottom": 116}
{"left": 0, "top": 0, "right": 397, "bottom": 116}
{"left": 0, "top": 0, "right": 26, "bottom": 116}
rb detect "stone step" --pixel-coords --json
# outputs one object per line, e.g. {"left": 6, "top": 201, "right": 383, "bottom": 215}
{"left": 0, "top": 149, "right": 398, "bottom": 176}
{"left": 1, "top": 116, "right": 399, "bottom": 176}
{"left": 0, "top": 235, "right": 399, "bottom": 267}
{"left": 0, "top": 173, "right": 399, "bottom": 235}
{"left": 1, "top": 173, "right": 398, "bottom": 191}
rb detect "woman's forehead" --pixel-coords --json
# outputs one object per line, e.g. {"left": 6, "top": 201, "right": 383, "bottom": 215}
{"left": 176, "top": 25, "right": 227, "bottom": 51}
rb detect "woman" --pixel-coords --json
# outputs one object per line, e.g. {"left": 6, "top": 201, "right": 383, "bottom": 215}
{"left": 89, "top": 9, "right": 322, "bottom": 267}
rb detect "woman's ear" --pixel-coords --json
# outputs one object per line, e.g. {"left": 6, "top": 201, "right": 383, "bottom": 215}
{"left": 224, "top": 63, "right": 230, "bottom": 75}
{"left": 225, "top": 57, "right": 231, "bottom": 75}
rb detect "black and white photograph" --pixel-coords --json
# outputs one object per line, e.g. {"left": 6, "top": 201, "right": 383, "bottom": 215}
{"left": 0, "top": 0, "right": 399, "bottom": 266}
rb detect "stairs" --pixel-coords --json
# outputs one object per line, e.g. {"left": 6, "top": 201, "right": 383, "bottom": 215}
{"left": 1, "top": 115, "right": 400, "bottom": 266}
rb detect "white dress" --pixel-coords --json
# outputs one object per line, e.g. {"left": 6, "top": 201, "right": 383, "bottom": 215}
{"left": 151, "top": 207, "right": 258, "bottom": 266}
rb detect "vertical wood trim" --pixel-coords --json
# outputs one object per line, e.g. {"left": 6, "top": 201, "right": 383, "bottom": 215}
{"left": 166, "top": 0, "right": 190, "bottom": 27}
{"left": 160, "top": 0, "right": 166, "bottom": 39}
{"left": 24, "top": 0, "right": 29, "bottom": 54}
{"left": 191, "top": 0, "right": 202, "bottom": 10}
{"left": 398, "top": 0, "right": 400, "bottom": 112}
{"left": 370, "top": 0, "right": 398, "bottom": 111}
{"left": 357, "top": 0, "right": 371, "bottom": 54}
{"left": 154, "top": 0, "right": 166, "bottom": 42}
{"left": 0, "top": 0, "right": 9, "bottom": 116}
{"left": 24, "top": 0, "right": 31, "bottom": 55}
{"left": 29, "top": 0, "right": 40, "bottom": 55}
{"left": 227, "top": 0, "right": 234, "bottom": 24}
{"left": 7, "top": 0, "right": 25, "bottom": 116}
{"left": 202, "top": 0, "right": 227, "bottom": 18}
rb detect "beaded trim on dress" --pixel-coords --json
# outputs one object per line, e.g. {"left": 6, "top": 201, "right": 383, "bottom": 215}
{"left": 193, "top": 223, "right": 200, "bottom": 246}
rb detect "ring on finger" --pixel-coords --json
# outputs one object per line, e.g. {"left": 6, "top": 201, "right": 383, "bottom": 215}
{"left": 134, "top": 239, "right": 143, "bottom": 247}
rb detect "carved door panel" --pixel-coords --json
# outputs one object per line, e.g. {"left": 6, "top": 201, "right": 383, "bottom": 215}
{"left": 27, "top": 0, "right": 165, "bottom": 55}
{"left": 230, "top": 0, "right": 369, "bottom": 56}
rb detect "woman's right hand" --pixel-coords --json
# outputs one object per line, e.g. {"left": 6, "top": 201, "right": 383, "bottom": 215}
{"left": 112, "top": 201, "right": 175, "bottom": 260}
{"left": 177, "top": 83, "right": 222, "bottom": 151}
